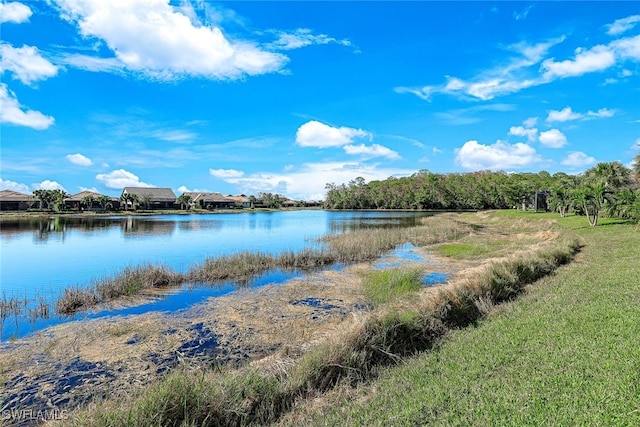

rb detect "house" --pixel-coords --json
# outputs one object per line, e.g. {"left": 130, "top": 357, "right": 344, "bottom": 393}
{"left": 181, "top": 192, "right": 235, "bottom": 209}
{"left": 0, "top": 190, "right": 34, "bottom": 211}
{"left": 225, "top": 194, "right": 253, "bottom": 209}
{"left": 121, "top": 187, "right": 177, "bottom": 209}
{"left": 64, "top": 191, "right": 120, "bottom": 211}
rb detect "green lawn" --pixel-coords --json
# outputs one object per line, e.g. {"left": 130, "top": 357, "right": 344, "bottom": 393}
{"left": 298, "top": 213, "right": 640, "bottom": 426}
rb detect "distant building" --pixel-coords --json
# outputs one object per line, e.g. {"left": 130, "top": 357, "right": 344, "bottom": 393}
{"left": 122, "top": 187, "right": 177, "bottom": 209}
{"left": 181, "top": 192, "right": 235, "bottom": 209}
{"left": 0, "top": 190, "right": 34, "bottom": 211}
{"left": 64, "top": 191, "right": 120, "bottom": 211}
{"left": 225, "top": 194, "right": 252, "bottom": 209}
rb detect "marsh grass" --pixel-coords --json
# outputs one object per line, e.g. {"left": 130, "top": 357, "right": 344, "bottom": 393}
{"left": 360, "top": 267, "right": 423, "bottom": 307}
{"left": 56, "top": 215, "right": 472, "bottom": 315}
{"left": 64, "top": 221, "right": 581, "bottom": 427}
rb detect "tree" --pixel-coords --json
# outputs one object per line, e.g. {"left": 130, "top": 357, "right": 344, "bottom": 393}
{"left": 82, "top": 195, "right": 96, "bottom": 210}
{"left": 573, "top": 182, "right": 610, "bottom": 227}
{"left": 97, "top": 195, "right": 113, "bottom": 211}
{"left": 33, "top": 189, "right": 55, "bottom": 210}
{"left": 120, "top": 193, "right": 139, "bottom": 211}
{"left": 140, "top": 194, "right": 153, "bottom": 210}
{"left": 176, "top": 194, "right": 192, "bottom": 210}
{"left": 633, "top": 153, "right": 640, "bottom": 181}
{"left": 585, "top": 161, "right": 631, "bottom": 190}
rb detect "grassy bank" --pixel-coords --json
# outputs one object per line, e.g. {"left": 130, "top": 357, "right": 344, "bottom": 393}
{"left": 56, "top": 215, "right": 471, "bottom": 314}
{"left": 60, "top": 212, "right": 586, "bottom": 426}
{"left": 279, "top": 213, "right": 640, "bottom": 425}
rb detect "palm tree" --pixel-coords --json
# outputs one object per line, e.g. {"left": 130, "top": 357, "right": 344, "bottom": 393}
{"left": 120, "top": 193, "right": 139, "bottom": 211}
{"left": 81, "top": 195, "right": 96, "bottom": 210}
{"left": 573, "top": 182, "right": 610, "bottom": 227}
{"left": 97, "top": 195, "right": 112, "bottom": 211}
{"left": 176, "top": 194, "right": 192, "bottom": 210}
{"left": 52, "top": 190, "right": 70, "bottom": 211}
{"left": 585, "top": 161, "right": 631, "bottom": 190}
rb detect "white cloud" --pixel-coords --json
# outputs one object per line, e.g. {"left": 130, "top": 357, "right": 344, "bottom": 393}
{"left": 455, "top": 140, "right": 542, "bottom": 170}
{"left": 546, "top": 106, "right": 615, "bottom": 122}
{"left": 607, "top": 15, "right": 640, "bottom": 35}
{"left": 400, "top": 31, "right": 640, "bottom": 101}
{"left": 539, "top": 129, "right": 568, "bottom": 148}
{"left": 509, "top": 125, "right": 538, "bottom": 142}
{"left": 546, "top": 107, "right": 582, "bottom": 123}
{"left": 343, "top": 143, "right": 400, "bottom": 160}
{"left": 542, "top": 45, "right": 616, "bottom": 79}
{"left": 66, "top": 153, "right": 93, "bottom": 166}
{"left": 561, "top": 151, "right": 596, "bottom": 167}
{"left": 0, "top": 43, "right": 59, "bottom": 85}
{"left": 0, "top": 83, "right": 54, "bottom": 130}
{"left": 587, "top": 108, "right": 615, "bottom": 118}
{"left": 209, "top": 168, "right": 244, "bottom": 179}
{"left": 177, "top": 185, "right": 209, "bottom": 193}
{"left": 295, "top": 120, "right": 371, "bottom": 148}
{"left": 96, "top": 169, "right": 153, "bottom": 189}
{"left": 150, "top": 129, "right": 197, "bottom": 142}
{"left": 610, "top": 34, "right": 640, "bottom": 61}
{"left": 33, "top": 180, "right": 66, "bottom": 191}
{"left": 0, "top": 177, "right": 30, "bottom": 193}
{"left": 52, "top": 0, "right": 288, "bottom": 80}
{"left": 267, "top": 28, "right": 352, "bottom": 50}
{"left": 523, "top": 117, "right": 538, "bottom": 128}
{"left": 0, "top": 2, "right": 31, "bottom": 24}
{"left": 214, "top": 161, "right": 415, "bottom": 200}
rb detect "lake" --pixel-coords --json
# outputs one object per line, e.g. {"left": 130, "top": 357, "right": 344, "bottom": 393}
{"left": 0, "top": 210, "right": 430, "bottom": 339}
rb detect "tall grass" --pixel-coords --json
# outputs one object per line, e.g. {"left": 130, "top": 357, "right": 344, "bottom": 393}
{"left": 64, "top": 230, "right": 581, "bottom": 426}
{"left": 56, "top": 215, "right": 472, "bottom": 315}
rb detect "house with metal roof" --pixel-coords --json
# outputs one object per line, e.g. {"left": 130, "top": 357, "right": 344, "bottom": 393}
{"left": 121, "top": 187, "right": 177, "bottom": 209}
{"left": 0, "top": 190, "right": 34, "bottom": 211}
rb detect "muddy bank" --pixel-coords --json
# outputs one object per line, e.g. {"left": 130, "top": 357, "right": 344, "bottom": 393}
{"left": 0, "top": 247, "right": 458, "bottom": 423}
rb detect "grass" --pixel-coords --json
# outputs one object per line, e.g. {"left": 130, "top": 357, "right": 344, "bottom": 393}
{"left": 60, "top": 212, "right": 588, "bottom": 426}
{"left": 360, "top": 267, "right": 423, "bottom": 307}
{"left": 278, "top": 212, "right": 640, "bottom": 426}
{"left": 55, "top": 215, "right": 472, "bottom": 315}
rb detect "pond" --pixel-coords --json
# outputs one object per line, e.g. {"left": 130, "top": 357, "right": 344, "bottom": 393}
{"left": 0, "top": 210, "right": 431, "bottom": 340}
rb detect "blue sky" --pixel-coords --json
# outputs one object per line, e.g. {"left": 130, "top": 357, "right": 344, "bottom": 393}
{"left": 1, "top": 1, "right": 639, "bottom": 200}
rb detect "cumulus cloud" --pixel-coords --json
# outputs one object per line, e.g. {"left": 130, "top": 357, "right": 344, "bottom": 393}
{"left": 267, "top": 28, "right": 352, "bottom": 50}
{"left": 343, "top": 143, "right": 400, "bottom": 160}
{"left": 66, "top": 153, "right": 93, "bottom": 166}
{"left": 52, "top": 0, "right": 288, "bottom": 80}
{"left": 295, "top": 120, "right": 371, "bottom": 148}
{"left": 607, "top": 15, "right": 640, "bottom": 35}
{"left": 538, "top": 129, "right": 568, "bottom": 148}
{"left": 0, "top": 83, "right": 54, "bottom": 129}
{"left": 0, "top": 1, "right": 31, "bottom": 24}
{"left": 0, "top": 177, "right": 30, "bottom": 193}
{"left": 455, "top": 140, "right": 542, "bottom": 170}
{"left": 96, "top": 169, "right": 153, "bottom": 189}
{"left": 561, "top": 151, "right": 597, "bottom": 167}
{"left": 509, "top": 125, "right": 538, "bottom": 142}
{"left": 0, "top": 44, "right": 59, "bottom": 85}
{"left": 542, "top": 45, "right": 616, "bottom": 79}
{"left": 209, "top": 168, "right": 244, "bottom": 179}
{"left": 33, "top": 180, "right": 66, "bottom": 191}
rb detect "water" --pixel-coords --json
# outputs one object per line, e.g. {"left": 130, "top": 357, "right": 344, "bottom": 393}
{"left": 0, "top": 210, "right": 429, "bottom": 339}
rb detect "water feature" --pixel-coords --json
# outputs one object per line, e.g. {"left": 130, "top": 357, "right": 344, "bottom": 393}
{"left": 1, "top": 210, "right": 431, "bottom": 340}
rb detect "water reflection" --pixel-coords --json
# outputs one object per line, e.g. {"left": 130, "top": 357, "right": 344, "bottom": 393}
{"left": 0, "top": 210, "right": 433, "bottom": 340}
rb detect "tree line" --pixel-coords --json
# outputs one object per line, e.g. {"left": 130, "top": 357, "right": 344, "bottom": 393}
{"left": 324, "top": 158, "right": 640, "bottom": 227}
